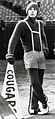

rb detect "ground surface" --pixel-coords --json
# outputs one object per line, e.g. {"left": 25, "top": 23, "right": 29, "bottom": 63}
{"left": 0, "top": 60, "right": 55, "bottom": 119}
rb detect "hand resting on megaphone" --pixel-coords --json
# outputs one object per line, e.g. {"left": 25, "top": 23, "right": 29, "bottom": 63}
{"left": 6, "top": 54, "right": 15, "bottom": 64}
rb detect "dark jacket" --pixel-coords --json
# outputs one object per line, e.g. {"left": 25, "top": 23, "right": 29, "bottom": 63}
{"left": 8, "top": 17, "right": 48, "bottom": 54}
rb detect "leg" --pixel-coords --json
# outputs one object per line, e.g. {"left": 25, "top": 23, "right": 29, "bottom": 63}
{"left": 27, "top": 68, "right": 46, "bottom": 105}
{"left": 38, "top": 69, "right": 48, "bottom": 103}
{"left": 27, "top": 68, "right": 49, "bottom": 115}
{"left": 38, "top": 69, "right": 44, "bottom": 86}
{"left": 29, "top": 84, "right": 38, "bottom": 110}
{"left": 27, "top": 68, "right": 39, "bottom": 115}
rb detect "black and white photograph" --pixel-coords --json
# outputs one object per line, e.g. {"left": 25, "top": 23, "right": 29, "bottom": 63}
{"left": 0, "top": 0, "right": 55, "bottom": 119}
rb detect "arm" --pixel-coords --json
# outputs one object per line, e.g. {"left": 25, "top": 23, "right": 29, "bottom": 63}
{"left": 41, "top": 22, "right": 48, "bottom": 49}
{"left": 6, "top": 21, "right": 23, "bottom": 64}
{"left": 41, "top": 21, "right": 49, "bottom": 56}
{"left": 8, "top": 21, "right": 22, "bottom": 54}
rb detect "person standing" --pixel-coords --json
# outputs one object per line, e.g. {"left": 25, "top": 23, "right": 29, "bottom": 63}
{"left": 6, "top": 2, "right": 49, "bottom": 115}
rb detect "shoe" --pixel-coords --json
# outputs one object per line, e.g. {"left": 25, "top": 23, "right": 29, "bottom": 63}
{"left": 28, "top": 105, "right": 38, "bottom": 115}
{"left": 38, "top": 105, "right": 49, "bottom": 115}
{"left": 38, "top": 94, "right": 49, "bottom": 115}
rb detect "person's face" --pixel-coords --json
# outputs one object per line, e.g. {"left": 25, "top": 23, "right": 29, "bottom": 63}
{"left": 28, "top": 7, "right": 38, "bottom": 18}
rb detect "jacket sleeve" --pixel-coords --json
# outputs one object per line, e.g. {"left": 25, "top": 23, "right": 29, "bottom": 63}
{"left": 41, "top": 21, "right": 49, "bottom": 51}
{"left": 7, "top": 20, "right": 23, "bottom": 54}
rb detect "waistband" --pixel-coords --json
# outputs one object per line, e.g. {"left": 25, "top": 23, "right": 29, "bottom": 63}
{"left": 24, "top": 49, "right": 42, "bottom": 53}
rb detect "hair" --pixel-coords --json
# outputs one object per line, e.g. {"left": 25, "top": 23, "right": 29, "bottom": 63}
{"left": 26, "top": 2, "right": 39, "bottom": 14}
